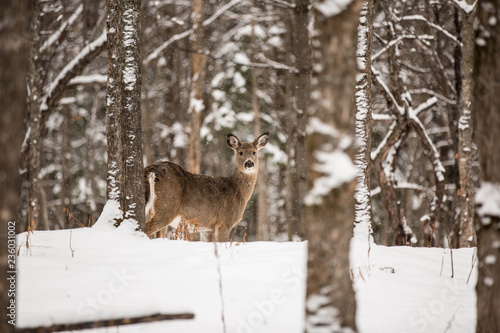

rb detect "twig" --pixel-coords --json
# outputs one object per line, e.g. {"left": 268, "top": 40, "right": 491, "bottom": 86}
{"left": 466, "top": 248, "right": 477, "bottom": 284}
{"left": 69, "top": 230, "right": 75, "bottom": 258}
{"left": 213, "top": 242, "right": 227, "bottom": 333}
{"left": 16, "top": 313, "right": 195, "bottom": 333}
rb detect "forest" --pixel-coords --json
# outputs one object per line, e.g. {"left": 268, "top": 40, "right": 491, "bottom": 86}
{"left": 0, "top": 0, "right": 499, "bottom": 332}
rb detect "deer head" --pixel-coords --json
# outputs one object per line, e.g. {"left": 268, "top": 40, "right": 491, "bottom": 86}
{"left": 227, "top": 132, "right": 269, "bottom": 175}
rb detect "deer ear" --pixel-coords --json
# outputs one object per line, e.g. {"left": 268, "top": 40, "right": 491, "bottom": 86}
{"left": 255, "top": 132, "right": 269, "bottom": 150}
{"left": 227, "top": 134, "right": 241, "bottom": 150}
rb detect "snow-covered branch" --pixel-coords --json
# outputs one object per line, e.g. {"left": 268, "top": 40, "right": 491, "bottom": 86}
{"left": 145, "top": 0, "right": 243, "bottom": 64}
{"left": 394, "top": 14, "right": 462, "bottom": 47}
{"left": 68, "top": 74, "right": 107, "bottom": 86}
{"left": 408, "top": 89, "right": 456, "bottom": 105}
{"left": 371, "top": 66, "right": 403, "bottom": 114}
{"left": 453, "top": 0, "right": 478, "bottom": 14}
{"left": 371, "top": 35, "right": 434, "bottom": 61}
{"left": 40, "top": 30, "right": 107, "bottom": 118}
{"left": 412, "top": 96, "right": 438, "bottom": 116}
{"left": 40, "top": 4, "right": 83, "bottom": 53}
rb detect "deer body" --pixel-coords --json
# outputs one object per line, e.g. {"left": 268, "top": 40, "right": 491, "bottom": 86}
{"left": 144, "top": 133, "right": 269, "bottom": 241}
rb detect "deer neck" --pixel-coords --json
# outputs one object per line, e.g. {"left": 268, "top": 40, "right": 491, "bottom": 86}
{"left": 230, "top": 168, "right": 258, "bottom": 198}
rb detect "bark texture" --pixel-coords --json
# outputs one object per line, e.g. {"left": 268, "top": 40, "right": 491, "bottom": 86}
{"left": 0, "top": 0, "right": 29, "bottom": 331}
{"left": 474, "top": 0, "right": 500, "bottom": 331}
{"left": 458, "top": 1, "right": 476, "bottom": 247}
{"left": 106, "top": 0, "right": 145, "bottom": 230}
{"left": 188, "top": 0, "right": 207, "bottom": 174}
{"left": 306, "top": 0, "right": 363, "bottom": 330}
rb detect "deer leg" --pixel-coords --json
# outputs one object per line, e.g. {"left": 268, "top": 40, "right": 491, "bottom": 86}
{"left": 215, "top": 226, "right": 231, "bottom": 242}
{"left": 200, "top": 229, "right": 214, "bottom": 242}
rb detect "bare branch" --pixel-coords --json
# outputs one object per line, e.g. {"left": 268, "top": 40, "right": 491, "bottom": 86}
{"left": 145, "top": 0, "right": 243, "bottom": 64}
{"left": 40, "top": 4, "right": 83, "bottom": 53}
{"left": 40, "top": 30, "right": 107, "bottom": 122}
{"left": 394, "top": 14, "right": 462, "bottom": 46}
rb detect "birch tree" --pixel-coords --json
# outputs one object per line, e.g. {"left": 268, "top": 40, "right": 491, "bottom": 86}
{"left": 353, "top": 0, "right": 374, "bottom": 247}
{"left": 473, "top": 0, "right": 500, "bottom": 330}
{"left": 305, "top": 0, "right": 362, "bottom": 330}
{"left": 105, "top": 0, "right": 145, "bottom": 230}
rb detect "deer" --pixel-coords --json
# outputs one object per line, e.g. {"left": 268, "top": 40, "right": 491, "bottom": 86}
{"left": 144, "top": 132, "right": 269, "bottom": 241}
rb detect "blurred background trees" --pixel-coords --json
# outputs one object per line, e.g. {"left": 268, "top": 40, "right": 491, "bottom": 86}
{"left": 6, "top": 0, "right": 491, "bottom": 249}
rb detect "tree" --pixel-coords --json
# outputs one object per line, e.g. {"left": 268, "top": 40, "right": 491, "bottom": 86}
{"left": 354, "top": 0, "right": 374, "bottom": 246}
{"left": 105, "top": 0, "right": 145, "bottom": 230}
{"left": 305, "top": 0, "right": 362, "bottom": 330}
{"left": 188, "top": 0, "right": 207, "bottom": 174}
{"left": 473, "top": 0, "right": 500, "bottom": 330}
{"left": 457, "top": 0, "right": 476, "bottom": 247}
{"left": 0, "top": 0, "right": 29, "bottom": 331}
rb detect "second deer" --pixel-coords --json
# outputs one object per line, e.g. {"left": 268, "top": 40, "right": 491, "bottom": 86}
{"left": 144, "top": 132, "right": 269, "bottom": 241}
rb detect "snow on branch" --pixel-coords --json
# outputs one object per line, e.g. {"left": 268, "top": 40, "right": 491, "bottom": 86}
{"left": 40, "top": 30, "right": 107, "bottom": 116}
{"left": 371, "top": 35, "right": 434, "bottom": 61}
{"left": 68, "top": 74, "right": 107, "bottom": 86}
{"left": 453, "top": 0, "right": 478, "bottom": 14}
{"left": 371, "top": 182, "right": 435, "bottom": 197}
{"left": 40, "top": 4, "right": 83, "bottom": 53}
{"left": 255, "top": 0, "right": 296, "bottom": 9}
{"left": 408, "top": 89, "right": 456, "bottom": 105}
{"left": 145, "top": 0, "right": 243, "bottom": 64}
{"left": 203, "top": 0, "right": 243, "bottom": 27}
{"left": 409, "top": 112, "right": 446, "bottom": 183}
{"left": 394, "top": 14, "right": 462, "bottom": 47}
{"left": 371, "top": 66, "right": 403, "bottom": 114}
{"left": 371, "top": 120, "right": 397, "bottom": 161}
{"left": 412, "top": 96, "right": 438, "bottom": 116}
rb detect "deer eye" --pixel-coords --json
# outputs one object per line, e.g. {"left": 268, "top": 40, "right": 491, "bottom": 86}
{"left": 239, "top": 152, "right": 243, "bottom": 156}
{"left": 253, "top": 152, "right": 256, "bottom": 155}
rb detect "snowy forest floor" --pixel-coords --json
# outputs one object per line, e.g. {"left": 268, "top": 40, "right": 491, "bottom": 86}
{"left": 17, "top": 224, "right": 476, "bottom": 333}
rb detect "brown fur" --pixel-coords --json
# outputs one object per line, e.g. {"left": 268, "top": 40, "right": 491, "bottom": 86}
{"left": 144, "top": 133, "right": 269, "bottom": 241}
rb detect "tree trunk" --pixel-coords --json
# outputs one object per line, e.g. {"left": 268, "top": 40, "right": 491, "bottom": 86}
{"left": 290, "top": 0, "right": 311, "bottom": 240}
{"left": 458, "top": 1, "right": 476, "bottom": 248}
{"left": 0, "top": 0, "right": 29, "bottom": 331}
{"left": 250, "top": 6, "right": 267, "bottom": 241}
{"left": 27, "top": 0, "right": 43, "bottom": 230}
{"left": 188, "top": 0, "right": 206, "bottom": 174}
{"left": 306, "top": 0, "right": 362, "bottom": 330}
{"left": 353, "top": 0, "right": 374, "bottom": 246}
{"left": 473, "top": 0, "right": 500, "bottom": 331}
{"left": 105, "top": 0, "right": 145, "bottom": 230}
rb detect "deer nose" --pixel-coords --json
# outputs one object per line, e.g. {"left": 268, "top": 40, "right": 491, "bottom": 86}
{"left": 245, "top": 160, "right": 254, "bottom": 169}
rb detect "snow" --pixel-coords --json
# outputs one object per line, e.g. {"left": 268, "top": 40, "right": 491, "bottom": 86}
{"left": 315, "top": 0, "right": 354, "bottom": 18}
{"left": 16, "top": 224, "right": 478, "bottom": 333}
{"left": 475, "top": 182, "right": 500, "bottom": 218}
{"left": 17, "top": 227, "right": 307, "bottom": 333}
{"left": 304, "top": 149, "right": 358, "bottom": 205}
{"left": 453, "top": 0, "right": 478, "bottom": 14}
{"left": 40, "top": 4, "right": 83, "bottom": 53}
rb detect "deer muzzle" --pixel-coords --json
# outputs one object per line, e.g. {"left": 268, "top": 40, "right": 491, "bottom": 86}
{"left": 245, "top": 160, "right": 255, "bottom": 169}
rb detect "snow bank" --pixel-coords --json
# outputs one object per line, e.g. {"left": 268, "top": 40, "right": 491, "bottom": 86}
{"left": 17, "top": 226, "right": 476, "bottom": 332}
{"left": 17, "top": 228, "right": 307, "bottom": 333}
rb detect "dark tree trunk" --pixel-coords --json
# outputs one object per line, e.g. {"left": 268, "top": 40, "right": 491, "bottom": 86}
{"left": 458, "top": 1, "right": 476, "bottom": 247}
{"left": 106, "top": 0, "right": 145, "bottom": 230}
{"left": 474, "top": 0, "right": 500, "bottom": 331}
{"left": 306, "top": 0, "right": 362, "bottom": 330}
{"left": 289, "top": 0, "right": 311, "bottom": 240}
{"left": 0, "top": 0, "right": 29, "bottom": 331}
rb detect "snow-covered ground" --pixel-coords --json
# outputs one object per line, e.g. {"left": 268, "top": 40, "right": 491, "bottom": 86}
{"left": 17, "top": 224, "right": 476, "bottom": 333}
